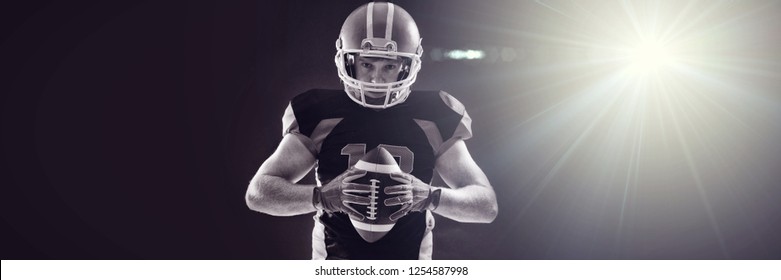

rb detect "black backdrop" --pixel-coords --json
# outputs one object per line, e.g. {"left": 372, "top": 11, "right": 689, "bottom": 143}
{"left": 1, "top": 0, "right": 498, "bottom": 259}
{"left": 2, "top": 1, "right": 780, "bottom": 259}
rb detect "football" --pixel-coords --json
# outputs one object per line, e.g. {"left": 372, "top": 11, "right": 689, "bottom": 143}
{"left": 349, "top": 147, "right": 403, "bottom": 243}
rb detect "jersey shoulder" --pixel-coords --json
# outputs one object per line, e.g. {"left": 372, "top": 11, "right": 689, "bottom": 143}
{"left": 403, "top": 90, "right": 473, "bottom": 149}
{"left": 282, "top": 89, "right": 355, "bottom": 137}
{"left": 404, "top": 90, "right": 467, "bottom": 117}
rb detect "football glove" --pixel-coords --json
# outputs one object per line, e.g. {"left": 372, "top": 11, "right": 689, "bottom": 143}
{"left": 313, "top": 168, "right": 372, "bottom": 221}
{"left": 383, "top": 172, "right": 442, "bottom": 221}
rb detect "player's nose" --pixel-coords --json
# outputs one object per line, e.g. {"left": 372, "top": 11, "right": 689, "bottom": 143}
{"left": 370, "top": 69, "right": 383, "bottom": 83}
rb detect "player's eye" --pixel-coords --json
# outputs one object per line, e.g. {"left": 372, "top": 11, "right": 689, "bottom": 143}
{"left": 360, "top": 63, "right": 373, "bottom": 69}
{"left": 384, "top": 64, "right": 397, "bottom": 70}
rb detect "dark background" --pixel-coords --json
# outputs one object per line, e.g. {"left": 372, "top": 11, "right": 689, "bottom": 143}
{"left": 2, "top": 0, "right": 779, "bottom": 259}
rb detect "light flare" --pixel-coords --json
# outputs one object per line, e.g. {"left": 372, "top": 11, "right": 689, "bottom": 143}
{"left": 627, "top": 40, "right": 676, "bottom": 73}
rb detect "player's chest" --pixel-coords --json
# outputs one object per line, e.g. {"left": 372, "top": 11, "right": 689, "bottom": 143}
{"left": 318, "top": 116, "right": 436, "bottom": 173}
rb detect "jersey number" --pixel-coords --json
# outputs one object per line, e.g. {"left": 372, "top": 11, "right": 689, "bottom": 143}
{"left": 341, "top": 144, "right": 414, "bottom": 173}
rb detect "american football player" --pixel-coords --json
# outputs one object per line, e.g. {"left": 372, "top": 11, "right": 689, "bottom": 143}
{"left": 246, "top": 2, "right": 497, "bottom": 260}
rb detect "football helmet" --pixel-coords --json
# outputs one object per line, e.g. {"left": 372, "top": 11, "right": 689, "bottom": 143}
{"left": 335, "top": 2, "right": 423, "bottom": 109}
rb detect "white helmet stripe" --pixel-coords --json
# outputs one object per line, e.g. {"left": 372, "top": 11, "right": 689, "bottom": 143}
{"left": 385, "top": 3, "right": 394, "bottom": 39}
{"left": 366, "top": 2, "right": 374, "bottom": 38}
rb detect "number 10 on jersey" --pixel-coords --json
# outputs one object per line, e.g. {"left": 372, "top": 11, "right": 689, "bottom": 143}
{"left": 341, "top": 143, "right": 415, "bottom": 173}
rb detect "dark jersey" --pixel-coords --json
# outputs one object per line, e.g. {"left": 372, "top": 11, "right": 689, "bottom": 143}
{"left": 282, "top": 89, "right": 472, "bottom": 259}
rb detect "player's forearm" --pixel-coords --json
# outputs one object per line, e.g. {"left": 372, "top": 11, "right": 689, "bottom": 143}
{"left": 245, "top": 174, "right": 317, "bottom": 216}
{"left": 433, "top": 184, "right": 498, "bottom": 223}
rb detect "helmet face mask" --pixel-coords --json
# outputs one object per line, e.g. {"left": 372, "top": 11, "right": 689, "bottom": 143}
{"left": 335, "top": 2, "right": 423, "bottom": 109}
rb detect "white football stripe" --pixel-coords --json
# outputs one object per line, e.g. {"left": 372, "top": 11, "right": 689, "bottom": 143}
{"left": 354, "top": 160, "right": 401, "bottom": 174}
{"left": 351, "top": 220, "right": 395, "bottom": 232}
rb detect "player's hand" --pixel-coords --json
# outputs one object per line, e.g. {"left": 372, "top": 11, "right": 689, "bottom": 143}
{"left": 314, "top": 168, "right": 372, "bottom": 221}
{"left": 383, "top": 172, "right": 442, "bottom": 221}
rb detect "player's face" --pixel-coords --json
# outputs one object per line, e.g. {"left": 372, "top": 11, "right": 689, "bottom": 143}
{"left": 354, "top": 56, "right": 404, "bottom": 99}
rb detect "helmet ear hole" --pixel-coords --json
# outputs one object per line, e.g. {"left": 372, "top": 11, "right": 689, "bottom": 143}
{"left": 396, "top": 58, "right": 412, "bottom": 81}
{"left": 345, "top": 54, "right": 356, "bottom": 78}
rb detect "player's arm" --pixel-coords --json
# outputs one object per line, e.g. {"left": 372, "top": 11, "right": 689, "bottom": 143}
{"left": 245, "top": 134, "right": 318, "bottom": 216}
{"left": 246, "top": 133, "right": 371, "bottom": 217}
{"left": 432, "top": 139, "right": 498, "bottom": 223}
